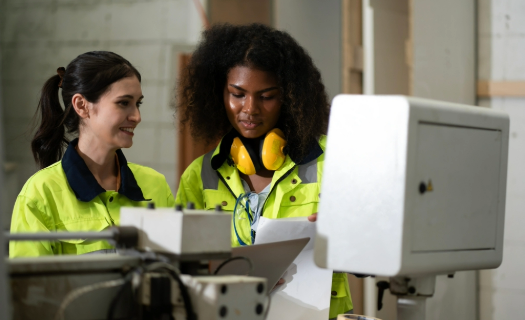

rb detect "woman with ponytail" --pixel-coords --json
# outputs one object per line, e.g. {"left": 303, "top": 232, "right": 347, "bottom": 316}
{"left": 10, "top": 51, "right": 175, "bottom": 257}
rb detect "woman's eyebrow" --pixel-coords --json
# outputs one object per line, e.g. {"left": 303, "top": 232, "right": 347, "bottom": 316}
{"left": 116, "top": 94, "right": 144, "bottom": 100}
{"left": 229, "top": 84, "right": 247, "bottom": 91}
{"left": 258, "top": 87, "right": 279, "bottom": 94}
{"left": 229, "top": 84, "right": 279, "bottom": 93}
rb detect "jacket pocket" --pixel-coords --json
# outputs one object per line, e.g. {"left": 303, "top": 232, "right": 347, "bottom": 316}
{"left": 56, "top": 218, "right": 113, "bottom": 255}
{"left": 279, "top": 183, "right": 320, "bottom": 218}
{"left": 329, "top": 273, "right": 353, "bottom": 318}
{"left": 203, "top": 190, "right": 236, "bottom": 212}
{"left": 331, "top": 273, "right": 349, "bottom": 298}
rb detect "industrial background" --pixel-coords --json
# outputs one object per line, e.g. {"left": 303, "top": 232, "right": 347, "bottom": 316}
{"left": 1, "top": 0, "right": 524, "bottom": 319}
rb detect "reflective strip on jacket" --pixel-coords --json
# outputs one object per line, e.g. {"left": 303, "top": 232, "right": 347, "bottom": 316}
{"left": 175, "top": 133, "right": 353, "bottom": 318}
{"left": 10, "top": 140, "right": 175, "bottom": 257}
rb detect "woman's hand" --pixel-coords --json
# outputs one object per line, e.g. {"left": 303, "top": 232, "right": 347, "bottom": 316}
{"left": 273, "top": 278, "right": 285, "bottom": 290}
{"left": 272, "top": 215, "right": 316, "bottom": 291}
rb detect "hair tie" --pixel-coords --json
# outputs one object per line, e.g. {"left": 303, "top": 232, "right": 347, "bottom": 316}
{"left": 57, "top": 67, "right": 66, "bottom": 88}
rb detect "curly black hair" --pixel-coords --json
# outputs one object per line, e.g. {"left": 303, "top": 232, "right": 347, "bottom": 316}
{"left": 177, "top": 23, "right": 330, "bottom": 162}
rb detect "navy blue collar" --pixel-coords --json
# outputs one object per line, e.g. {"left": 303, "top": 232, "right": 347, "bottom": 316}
{"left": 211, "top": 130, "right": 323, "bottom": 170}
{"left": 61, "top": 138, "right": 148, "bottom": 202}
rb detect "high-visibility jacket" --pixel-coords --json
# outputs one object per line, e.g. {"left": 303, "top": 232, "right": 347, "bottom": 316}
{"left": 176, "top": 131, "right": 352, "bottom": 318}
{"left": 10, "top": 139, "right": 175, "bottom": 257}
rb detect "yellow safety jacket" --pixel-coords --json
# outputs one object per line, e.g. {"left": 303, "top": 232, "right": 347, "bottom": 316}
{"left": 176, "top": 131, "right": 352, "bottom": 318}
{"left": 10, "top": 139, "right": 175, "bottom": 257}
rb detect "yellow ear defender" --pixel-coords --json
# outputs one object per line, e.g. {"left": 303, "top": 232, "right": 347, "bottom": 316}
{"left": 230, "top": 128, "right": 287, "bottom": 175}
{"left": 261, "top": 128, "right": 287, "bottom": 170}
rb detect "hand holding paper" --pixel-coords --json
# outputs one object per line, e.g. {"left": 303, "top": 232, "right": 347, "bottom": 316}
{"left": 254, "top": 216, "right": 332, "bottom": 320}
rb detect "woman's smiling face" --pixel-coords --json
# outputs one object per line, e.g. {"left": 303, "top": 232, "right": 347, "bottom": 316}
{"left": 84, "top": 75, "right": 143, "bottom": 149}
{"left": 223, "top": 65, "right": 282, "bottom": 139}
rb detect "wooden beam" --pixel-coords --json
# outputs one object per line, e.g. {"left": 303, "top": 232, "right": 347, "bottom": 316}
{"left": 477, "top": 81, "right": 525, "bottom": 97}
{"left": 348, "top": 274, "right": 364, "bottom": 315}
{"left": 342, "top": 0, "right": 363, "bottom": 94}
{"left": 208, "top": 0, "right": 272, "bottom": 26}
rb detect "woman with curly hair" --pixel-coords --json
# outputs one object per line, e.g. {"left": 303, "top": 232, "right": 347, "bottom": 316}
{"left": 176, "top": 23, "right": 352, "bottom": 318}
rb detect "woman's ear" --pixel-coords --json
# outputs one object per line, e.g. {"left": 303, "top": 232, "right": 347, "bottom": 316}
{"left": 71, "top": 93, "right": 90, "bottom": 119}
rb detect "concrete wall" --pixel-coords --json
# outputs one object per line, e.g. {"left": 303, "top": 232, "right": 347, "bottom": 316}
{"left": 412, "top": 0, "right": 477, "bottom": 103}
{"left": 0, "top": 0, "right": 205, "bottom": 227}
{"left": 274, "top": 0, "right": 342, "bottom": 101}
{"left": 371, "top": 0, "right": 409, "bottom": 95}
{"left": 478, "top": 0, "right": 525, "bottom": 319}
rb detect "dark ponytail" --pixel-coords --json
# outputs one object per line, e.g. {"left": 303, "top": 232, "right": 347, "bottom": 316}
{"left": 31, "top": 51, "right": 141, "bottom": 169}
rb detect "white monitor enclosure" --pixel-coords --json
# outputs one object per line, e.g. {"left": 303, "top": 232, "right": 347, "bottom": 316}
{"left": 314, "top": 95, "right": 509, "bottom": 277}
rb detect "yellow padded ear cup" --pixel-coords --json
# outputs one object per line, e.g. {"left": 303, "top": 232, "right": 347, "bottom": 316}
{"left": 262, "top": 128, "right": 287, "bottom": 171}
{"left": 231, "top": 137, "right": 257, "bottom": 175}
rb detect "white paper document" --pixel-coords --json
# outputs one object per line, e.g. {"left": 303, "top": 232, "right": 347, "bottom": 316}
{"left": 254, "top": 217, "right": 333, "bottom": 320}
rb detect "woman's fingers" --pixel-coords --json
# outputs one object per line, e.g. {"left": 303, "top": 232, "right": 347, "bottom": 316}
{"left": 308, "top": 213, "right": 318, "bottom": 222}
{"left": 273, "top": 278, "right": 285, "bottom": 289}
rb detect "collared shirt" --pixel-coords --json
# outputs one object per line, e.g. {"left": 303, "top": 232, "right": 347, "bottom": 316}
{"left": 10, "top": 138, "right": 175, "bottom": 257}
{"left": 240, "top": 180, "right": 271, "bottom": 232}
{"left": 75, "top": 144, "right": 122, "bottom": 191}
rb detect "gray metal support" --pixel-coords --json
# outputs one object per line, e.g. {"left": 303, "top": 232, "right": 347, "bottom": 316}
{"left": 397, "top": 296, "right": 427, "bottom": 320}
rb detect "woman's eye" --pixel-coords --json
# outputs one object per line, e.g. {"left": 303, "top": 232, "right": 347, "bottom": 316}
{"left": 137, "top": 101, "right": 143, "bottom": 108}
{"left": 119, "top": 100, "right": 129, "bottom": 107}
{"left": 261, "top": 95, "right": 274, "bottom": 100}
{"left": 231, "top": 93, "right": 244, "bottom": 98}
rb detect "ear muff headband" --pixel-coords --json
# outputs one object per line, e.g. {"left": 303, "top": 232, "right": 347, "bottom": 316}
{"left": 230, "top": 128, "right": 287, "bottom": 175}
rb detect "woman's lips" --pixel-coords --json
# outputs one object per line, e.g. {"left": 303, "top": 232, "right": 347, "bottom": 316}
{"left": 120, "top": 127, "right": 135, "bottom": 136}
{"left": 240, "top": 120, "right": 261, "bottom": 129}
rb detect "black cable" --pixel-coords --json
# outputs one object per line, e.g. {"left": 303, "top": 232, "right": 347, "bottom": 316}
{"left": 162, "top": 268, "right": 197, "bottom": 320}
{"left": 213, "top": 256, "right": 253, "bottom": 276}
{"left": 144, "top": 262, "right": 196, "bottom": 320}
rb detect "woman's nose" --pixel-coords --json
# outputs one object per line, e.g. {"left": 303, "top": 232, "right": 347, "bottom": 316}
{"left": 242, "top": 96, "right": 259, "bottom": 114}
{"left": 129, "top": 106, "right": 141, "bottom": 123}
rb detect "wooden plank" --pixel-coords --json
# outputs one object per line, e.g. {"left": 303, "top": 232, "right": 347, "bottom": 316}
{"left": 342, "top": 0, "right": 363, "bottom": 94}
{"left": 348, "top": 274, "right": 364, "bottom": 315}
{"left": 477, "top": 81, "right": 525, "bottom": 97}
{"left": 208, "top": 0, "right": 272, "bottom": 26}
